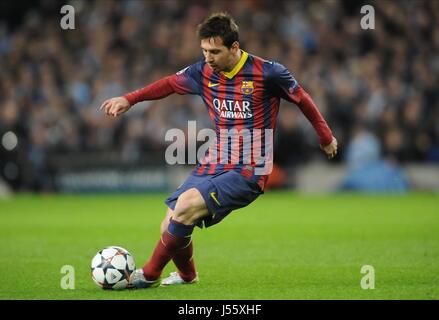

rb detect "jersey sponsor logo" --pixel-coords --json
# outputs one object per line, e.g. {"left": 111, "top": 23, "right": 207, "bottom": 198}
{"left": 212, "top": 98, "right": 253, "bottom": 119}
{"left": 241, "top": 81, "right": 254, "bottom": 94}
{"left": 208, "top": 82, "right": 220, "bottom": 87}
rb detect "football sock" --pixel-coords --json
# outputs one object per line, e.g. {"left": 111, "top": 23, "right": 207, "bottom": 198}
{"left": 142, "top": 218, "right": 195, "bottom": 281}
{"left": 169, "top": 219, "right": 197, "bottom": 282}
{"left": 173, "top": 241, "right": 196, "bottom": 282}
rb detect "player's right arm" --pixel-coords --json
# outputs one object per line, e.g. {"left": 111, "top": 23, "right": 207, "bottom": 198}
{"left": 100, "top": 63, "right": 202, "bottom": 117}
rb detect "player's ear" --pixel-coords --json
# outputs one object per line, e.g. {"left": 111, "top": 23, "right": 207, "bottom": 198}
{"left": 230, "top": 41, "right": 239, "bottom": 53}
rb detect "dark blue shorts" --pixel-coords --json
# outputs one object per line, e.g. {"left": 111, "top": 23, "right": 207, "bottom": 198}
{"left": 165, "top": 170, "right": 263, "bottom": 228}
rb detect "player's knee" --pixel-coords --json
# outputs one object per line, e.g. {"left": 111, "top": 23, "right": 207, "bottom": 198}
{"left": 173, "top": 189, "right": 204, "bottom": 224}
{"left": 160, "top": 217, "right": 169, "bottom": 234}
{"left": 160, "top": 209, "right": 173, "bottom": 234}
{"left": 178, "top": 189, "right": 199, "bottom": 208}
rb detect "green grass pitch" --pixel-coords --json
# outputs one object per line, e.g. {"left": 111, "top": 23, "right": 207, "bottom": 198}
{"left": 0, "top": 192, "right": 438, "bottom": 300}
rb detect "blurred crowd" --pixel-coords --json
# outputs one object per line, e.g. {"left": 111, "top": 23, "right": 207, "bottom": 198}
{"left": 0, "top": 0, "right": 438, "bottom": 191}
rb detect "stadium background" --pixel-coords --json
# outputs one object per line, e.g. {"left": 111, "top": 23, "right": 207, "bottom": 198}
{"left": 0, "top": 0, "right": 438, "bottom": 193}
{"left": 0, "top": 0, "right": 438, "bottom": 300}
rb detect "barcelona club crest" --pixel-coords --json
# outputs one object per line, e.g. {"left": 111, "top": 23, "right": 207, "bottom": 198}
{"left": 241, "top": 81, "right": 254, "bottom": 95}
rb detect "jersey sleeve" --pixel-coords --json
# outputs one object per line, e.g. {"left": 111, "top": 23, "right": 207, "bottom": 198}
{"left": 265, "top": 61, "right": 301, "bottom": 103}
{"left": 168, "top": 61, "right": 203, "bottom": 95}
{"left": 266, "top": 61, "right": 333, "bottom": 146}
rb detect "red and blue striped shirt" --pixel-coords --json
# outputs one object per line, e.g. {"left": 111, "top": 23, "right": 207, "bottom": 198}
{"left": 124, "top": 51, "right": 332, "bottom": 191}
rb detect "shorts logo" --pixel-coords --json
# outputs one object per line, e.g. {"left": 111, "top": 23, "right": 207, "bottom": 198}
{"left": 241, "top": 81, "right": 254, "bottom": 95}
{"left": 210, "top": 192, "right": 221, "bottom": 206}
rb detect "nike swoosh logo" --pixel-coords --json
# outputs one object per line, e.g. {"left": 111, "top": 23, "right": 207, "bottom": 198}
{"left": 210, "top": 192, "right": 221, "bottom": 206}
{"left": 208, "top": 82, "right": 219, "bottom": 87}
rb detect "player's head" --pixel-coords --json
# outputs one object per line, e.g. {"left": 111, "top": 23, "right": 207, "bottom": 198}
{"left": 197, "top": 12, "right": 240, "bottom": 72}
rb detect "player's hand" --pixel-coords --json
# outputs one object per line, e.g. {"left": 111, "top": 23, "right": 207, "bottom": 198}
{"left": 100, "top": 96, "right": 131, "bottom": 117}
{"left": 320, "top": 136, "right": 338, "bottom": 159}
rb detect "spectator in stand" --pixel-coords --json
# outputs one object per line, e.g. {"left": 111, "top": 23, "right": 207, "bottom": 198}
{"left": 0, "top": 0, "right": 437, "bottom": 191}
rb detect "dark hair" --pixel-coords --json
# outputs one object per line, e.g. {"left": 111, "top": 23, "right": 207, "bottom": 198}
{"left": 197, "top": 12, "right": 239, "bottom": 48}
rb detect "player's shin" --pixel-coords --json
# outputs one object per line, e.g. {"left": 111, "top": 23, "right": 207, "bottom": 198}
{"left": 172, "top": 240, "right": 197, "bottom": 282}
{"left": 142, "top": 218, "right": 195, "bottom": 280}
{"left": 168, "top": 218, "right": 197, "bottom": 281}
{"left": 142, "top": 237, "right": 172, "bottom": 280}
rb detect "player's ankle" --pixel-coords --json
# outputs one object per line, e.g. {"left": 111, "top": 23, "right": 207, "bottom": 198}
{"left": 142, "top": 267, "right": 161, "bottom": 281}
{"left": 179, "top": 271, "right": 197, "bottom": 282}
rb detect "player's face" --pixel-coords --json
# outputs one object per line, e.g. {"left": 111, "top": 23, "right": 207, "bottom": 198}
{"left": 201, "top": 37, "right": 239, "bottom": 72}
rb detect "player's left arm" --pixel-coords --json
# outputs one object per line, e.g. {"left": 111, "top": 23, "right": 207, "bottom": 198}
{"left": 268, "top": 62, "right": 337, "bottom": 159}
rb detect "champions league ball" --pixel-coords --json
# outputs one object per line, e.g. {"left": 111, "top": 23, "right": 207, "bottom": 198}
{"left": 91, "top": 246, "right": 136, "bottom": 290}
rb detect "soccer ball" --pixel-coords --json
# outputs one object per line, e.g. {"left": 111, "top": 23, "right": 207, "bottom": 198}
{"left": 91, "top": 246, "right": 136, "bottom": 290}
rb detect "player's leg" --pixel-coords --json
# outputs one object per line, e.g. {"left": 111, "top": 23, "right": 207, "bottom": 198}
{"left": 141, "top": 208, "right": 177, "bottom": 280}
{"left": 159, "top": 188, "right": 207, "bottom": 284}
{"left": 162, "top": 172, "right": 263, "bottom": 285}
{"left": 150, "top": 188, "right": 206, "bottom": 280}
{"left": 172, "top": 187, "right": 209, "bottom": 224}
{"left": 129, "top": 208, "right": 179, "bottom": 288}
{"left": 130, "top": 188, "right": 207, "bottom": 288}
{"left": 160, "top": 207, "right": 173, "bottom": 234}
{"left": 160, "top": 207, "right": 198, "bottom": 283}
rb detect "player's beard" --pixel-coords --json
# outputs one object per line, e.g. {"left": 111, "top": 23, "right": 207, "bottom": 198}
{"left": 209, "top": 63, "right": 218, "bottom": 71}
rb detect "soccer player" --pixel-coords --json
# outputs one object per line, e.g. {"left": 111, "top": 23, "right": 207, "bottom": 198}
{"left": 100, "top": 12, "right": 337, "bottom": 288}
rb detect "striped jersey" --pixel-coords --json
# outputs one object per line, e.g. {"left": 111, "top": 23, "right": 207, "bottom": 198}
{"left": 168, "top": 51, "right": 301, "bottom": 191}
